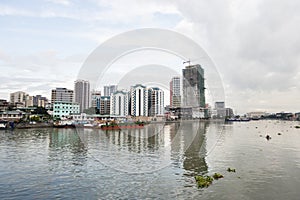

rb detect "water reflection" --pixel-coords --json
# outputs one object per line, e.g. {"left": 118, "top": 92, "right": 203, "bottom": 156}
{"left": 48, "top": 128, "right": 87, "bottom": 168}
{"left": 92, "top": 121, "right": 209, "bottom": 175}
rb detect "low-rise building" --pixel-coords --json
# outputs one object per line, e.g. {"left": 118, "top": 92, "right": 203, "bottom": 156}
{"left": 53, "top": 102, "right": 80, "bottom": 119}
{"left": 0, "top": 110, "right": 26, "bottom": 121}
{"left": 70, "top": 113, "right": 95, "bottom": 124}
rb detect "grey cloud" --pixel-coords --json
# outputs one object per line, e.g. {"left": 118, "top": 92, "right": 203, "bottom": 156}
{"left": 171, "top": 0, "right": 300, "bottom": 112}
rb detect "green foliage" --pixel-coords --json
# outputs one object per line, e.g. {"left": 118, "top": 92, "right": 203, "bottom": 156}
{"left": 194, "top": 175, "right": 213, "bottom": 188}
{"left": 30, "top": 116, "right": 40, "bottom": 122}
{"left": 227, "top": 168, "right": 236, "bottom": 172}
{"left": 31, "top": 107, "right": 50, "bottom": 115}
{"left": 213, "top": 173, "right": 224, "bottom": 180}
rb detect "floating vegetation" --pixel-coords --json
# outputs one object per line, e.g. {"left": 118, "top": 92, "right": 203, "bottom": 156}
{"left": 194, "top": 175, "right": 213, "bottom": 188}
{"left": 295, "top": 126, "right": 300, "bottom": 129}
{"left": 213, "top": 173, "right": 224, "bottom": 180}
{"left": 227, "top": 168, "right": 236, "bottom": 172}
{"left": 195, "top": 169, "right": 235, "bottom": 188}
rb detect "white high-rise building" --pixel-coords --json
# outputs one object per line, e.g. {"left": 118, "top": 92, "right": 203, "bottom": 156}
{"left": 148, "top": 87, "right": 164, "bottom": 116}
{"left": 104, "top": 85, "right": 117, "bottom": 96}
{"left": 10, "top": 91, "right": 27, "bottom": 106}
{"left": 110, "top": 91, "right": 129, "bottom": 117}
{"left": 130, "top": 84, "right": 148, "bottom": 116}
{"left": 74, "top": 80, "right": 90, "bottom": 112}
{"left": 170, "top": 77, "right": 181, "bottom": 108}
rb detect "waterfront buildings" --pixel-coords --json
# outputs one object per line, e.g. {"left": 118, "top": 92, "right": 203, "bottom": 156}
{"left": 226, "top": 108, "right": 234, "bottom": 118}
{"left": 9, "top": 91, "right": 48, "bottom": 108}
{"left": 148, "top": 87, "right": 164, "bottom": 116}
{"left": 10, "top": 91, "right": 27, "bottom": 107}
{"left": 74, "top": 80, "right": 90, "bottom": 112}
{"left": 215, "top": 101, "right": 226, "bottom": 118}
{"left": 170, "top": 77, "right": 181, "bottom": 108}
{"left": 0, "top": 99, "right": 9, "bottom": 111}
{"left": 110, "top": 91, "right": 129, "bottom": 117}
{"left": 32, "top": 95, "right": 48, "bottom": 107}
{"left": 182, "top": 64, "right": 205, "bottom": 108}
{"left": 130, "top": 84, "right": 148, "bottom": 117}
{"left": 52, "top": 102, "right": 79, "bottom": 119}
{"left": 91, "top": 91, "right": 101, "bottom": 110}
{"left": 0, "top": 110, "right": 26, "bottom": 121}
{"left": 104, "top": 85, "right": 117, "bottom": 96}
{"left": 51, "top": 88, "right": 74, "bottom": 103}
{"left": 99, "top": 96, "right": 111, "bottom": 115}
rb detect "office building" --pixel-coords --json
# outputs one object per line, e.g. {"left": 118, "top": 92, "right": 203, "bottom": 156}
{"left": 214, "top": 101, "right": 226, "bottom": 118}
{"left": 74, "top": 80, "right": 90, "bottom": 112}
{"left": 10, "top": 91, "right": 27, "bottom": 107}
{"left": 130, "top": 84, "right": 148, "bottom": 116}
{"left": 100, "top": 96, "right": 110, "bottom": 115}
{"left": 170, "top": 77, "right": 181, "bottom": 108}
{"left": 33, "top": 95, "right": 48, "bottom": 108}
{"left": 51, "top": 88, "right": 74, "bottom": 103}
{"left": 91, "top": 91, "right": 101, "bottom": 110}
{"left": 148, "top": 87, "right": 164, "bottom": 116}
{"left": 182, "top": 64, "right": 205, "bottom": 107}
{"left": 104, "top": 85, "right": 117, "bottom": 96}
{"left": 110, "top": 91, "right": 129, "bottom": 117}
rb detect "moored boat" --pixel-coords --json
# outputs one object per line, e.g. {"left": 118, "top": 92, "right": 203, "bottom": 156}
{"left": 53, "top": 120, "right": 75, "bottom": 128}
{"left": 0, "top": 121, "right": 8, "bottom": 130}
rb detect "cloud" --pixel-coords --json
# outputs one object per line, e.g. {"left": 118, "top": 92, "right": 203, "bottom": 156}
{"left": 1, "top": 0, "right": 299, "bottom": 113}
{"left": 46, "top": 0, "right": 71, "bottom": 6}
{"left": 170, "top": 0, "right": 300, "bottom": 113}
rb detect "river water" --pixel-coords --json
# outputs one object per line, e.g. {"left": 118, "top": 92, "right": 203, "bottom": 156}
{"left": 0, "top": 120, "right": 300, "bottom": 199}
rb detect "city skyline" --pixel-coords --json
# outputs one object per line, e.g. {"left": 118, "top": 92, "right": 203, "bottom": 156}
{"left": 1, "top": 1, "right": 300, "bottom": 114}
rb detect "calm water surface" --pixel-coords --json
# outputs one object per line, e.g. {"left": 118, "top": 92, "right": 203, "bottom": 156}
{"left": 0, "top": 120, "right": 300, "bottom": 199}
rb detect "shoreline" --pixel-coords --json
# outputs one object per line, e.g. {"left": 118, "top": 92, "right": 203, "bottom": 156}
{"left": 0, "top": 119, "right": 298, "bottom": 130}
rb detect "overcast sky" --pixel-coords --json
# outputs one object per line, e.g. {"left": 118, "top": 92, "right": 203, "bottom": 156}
{"left": 0, "top": 0, "right": 299, "bottom": 114}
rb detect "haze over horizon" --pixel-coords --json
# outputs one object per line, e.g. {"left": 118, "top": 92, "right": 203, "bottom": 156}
{"left": 1, "top": 0, "right": 299, "bottom": 114}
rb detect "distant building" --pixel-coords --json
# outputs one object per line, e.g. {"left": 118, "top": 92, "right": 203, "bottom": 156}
{"left": 33, "top": 95, "right": 48, "bottom": 108}
{"left": 52, "top": 102, "right": 79, "bottom": 119}
{"left": 0, "top": 99, "right": 9, "bottom": 111}
{"left": 214, "top": 101, "right": 226, "bottom": 118}
{"left": 91, "top": 91, "right": 101, "bottom": 110}
{"left": 182, "top": 64, "right": 205, "bottom": 107}
{"left": 25, "top": 95, "right": 34, "bottom": 107}
{"left": 130, "top": 84, "right": 148, "bottom": 117}
{"left": 10, "top": 91, "right": 27, "bottom": 107}
{"left": 51, "top": 88, "right": 74, "bottom": 103}
{"left": 246, "top": 111, "right": 266, "bottom": 119}
{"left": 110, "top": 91, "right": 129, "bottom": 117}
{"left": 74, "top": 80, "right": 90, "bottom": 112}
{"left": 100, "top": 96, "right": 111, "bottom": 115}
{"left": 225, "top": 108, "right": 234, "bottom": 118}
{"left": 295, "top": 112, "right": 300, "bottom": 121}
{"left": 148, "top": 87, "right": 164, "bottom": 116}
{"left": 170, "top": 77, "right": 181, "bottom": 108}
{"left": 104, "top": 85, "right": 117, "bottom": 96}
{"left": 215, "top": 102, "right": 225, "bottom": 109}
